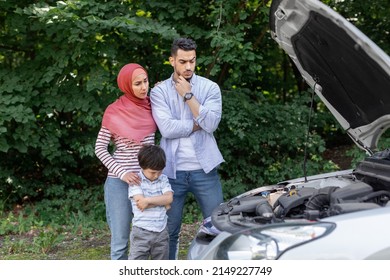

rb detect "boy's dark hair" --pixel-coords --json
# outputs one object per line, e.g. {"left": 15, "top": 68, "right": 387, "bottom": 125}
{"left": 171, "top": 37, "right": 197, "bottom": 56}
{"left": 138, "top": 144, "right": 166, "bottom": 171}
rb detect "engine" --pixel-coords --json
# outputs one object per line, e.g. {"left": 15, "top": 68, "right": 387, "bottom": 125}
{"left": 202, "top": 150, "right": 390, "bottom": 237}
{"left": 210, "top": 179, "right": 390, "bottom": 234}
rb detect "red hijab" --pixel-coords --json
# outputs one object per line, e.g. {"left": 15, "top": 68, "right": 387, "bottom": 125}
{"left": 102, "top": 63, "right": 157, "bottom": 143}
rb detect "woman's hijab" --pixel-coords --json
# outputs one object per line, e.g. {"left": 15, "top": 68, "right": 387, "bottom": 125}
{"left": 102, "top": 63, "right": 157, "bottom": 143}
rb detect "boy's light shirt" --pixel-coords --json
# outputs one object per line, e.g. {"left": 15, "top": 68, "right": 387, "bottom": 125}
{"left": 128, "top": 171, "right": 172, "bottom": 232}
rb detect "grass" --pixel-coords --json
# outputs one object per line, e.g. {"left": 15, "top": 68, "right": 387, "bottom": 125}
{"left": 0, "top": 209, "right": 200, "bottom": 260}
{"left": 0, "top": 230, "right": 110, "bottom": 260}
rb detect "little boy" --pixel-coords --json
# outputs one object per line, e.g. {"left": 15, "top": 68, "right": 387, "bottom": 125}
{"left": 128, "top": 144, "right": 173, "bottom": 260}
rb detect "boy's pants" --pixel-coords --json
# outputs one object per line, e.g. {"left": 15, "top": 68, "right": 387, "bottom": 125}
{"left": 129, "top": 226, "right": 169, "bottom": 260}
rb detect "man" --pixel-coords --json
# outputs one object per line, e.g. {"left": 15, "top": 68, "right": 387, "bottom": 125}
{"left": 150, "top": 37, "right": 224, "bottom": 260}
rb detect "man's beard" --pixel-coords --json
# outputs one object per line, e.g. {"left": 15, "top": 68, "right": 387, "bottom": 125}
{"left": 176, "top": 69, "right": 193, "bottom": 82}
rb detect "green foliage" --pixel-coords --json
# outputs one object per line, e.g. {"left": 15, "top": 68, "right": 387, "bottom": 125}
{"left": 0, "top": 0, "right": 179, "bottom": 209}
{"left": 33, "top": 228, "right": 65, "bottom": 254}
{"left": 182, "top": 194, "right": 202, "bottom": 224}
{"left": 0, "top": 194, "right": 107, "bottom": 257}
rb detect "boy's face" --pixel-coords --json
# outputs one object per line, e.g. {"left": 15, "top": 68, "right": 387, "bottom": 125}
{"left": 142, "top": 168, "right": 162, "bottom": 182}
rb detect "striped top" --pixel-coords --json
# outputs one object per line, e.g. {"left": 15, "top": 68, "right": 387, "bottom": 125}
{"left": 95, "top": 126, "right": 155, "bottom": 179}
{"left": 128, "top": 171, "right": 173, "bottom": 232}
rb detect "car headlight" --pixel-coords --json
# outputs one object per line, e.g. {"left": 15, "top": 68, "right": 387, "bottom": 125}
{"left": 214, "top": 222, "right": 335, "bottom": 260}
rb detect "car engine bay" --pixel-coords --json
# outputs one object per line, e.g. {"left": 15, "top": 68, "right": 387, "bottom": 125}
{"left": 208, "top": 150, "right": 390, "bottom": 235}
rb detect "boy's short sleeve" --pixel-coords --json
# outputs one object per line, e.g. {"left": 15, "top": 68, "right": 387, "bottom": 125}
{"left": 160, "top": 175, "right": 173, "bottom": 194}
{"left": 128, "top": 185, "right": 143, "bottom": 199}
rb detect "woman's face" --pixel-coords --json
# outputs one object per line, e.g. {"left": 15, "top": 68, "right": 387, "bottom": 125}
{"left": 132, "top": 73, "right": 149, "bottom": 99}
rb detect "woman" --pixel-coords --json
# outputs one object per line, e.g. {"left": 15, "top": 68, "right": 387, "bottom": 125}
{"left": 95, "top": 63, "right": 157, "bottom": 260}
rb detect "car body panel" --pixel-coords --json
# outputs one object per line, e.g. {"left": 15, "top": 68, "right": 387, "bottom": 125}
{"left": 279, "top": 206, "right": 390, "bottom": 259}
{"left": 189, "top": 206, "right": 390, "bottom": 260}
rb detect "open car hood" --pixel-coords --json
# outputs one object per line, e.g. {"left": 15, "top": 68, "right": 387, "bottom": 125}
{"left": 270, "top": 0, "right": 390, "bottom": 154}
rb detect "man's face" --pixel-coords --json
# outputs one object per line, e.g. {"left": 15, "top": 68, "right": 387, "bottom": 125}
{"left": 169, "top": 49, "right": 196, "bottom": 81}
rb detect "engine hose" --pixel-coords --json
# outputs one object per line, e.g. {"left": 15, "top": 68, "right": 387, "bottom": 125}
{"left": 255, "top": 199, "right": 274, "bottom": 221}
{"left": 358, "top": 190, "right": 390, "bottom": 203}
{"left": 306, "top": 186, "right": 340, "bottom": 210}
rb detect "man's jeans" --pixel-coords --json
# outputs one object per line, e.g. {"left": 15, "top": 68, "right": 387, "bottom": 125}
{"left": 167, "top": 168, "right": 224, "bottom": 260}
{"left": 104, "top": 177, "right": 133, "bottom": 260}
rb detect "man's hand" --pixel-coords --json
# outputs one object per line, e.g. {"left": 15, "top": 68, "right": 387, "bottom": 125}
{"left": 174, "top": 75, "right": 191, "bottom": 97}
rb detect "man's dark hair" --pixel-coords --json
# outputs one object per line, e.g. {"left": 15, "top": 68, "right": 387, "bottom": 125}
{"left": 171, "top": 37, "right": 197, "bottom": 56}
{"left": 138, "top": 144, "right": 166, "bottom": 171}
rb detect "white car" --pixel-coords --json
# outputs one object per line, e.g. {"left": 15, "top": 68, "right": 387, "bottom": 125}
{"left": 188, "top": 0, "right": 390, "bottom": 260}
